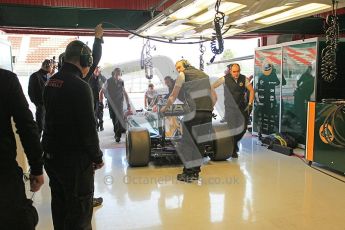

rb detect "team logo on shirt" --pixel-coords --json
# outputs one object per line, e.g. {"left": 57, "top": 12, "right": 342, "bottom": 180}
{"left": 239, "top": 82, "right": 244, "bottom": 87}
{"left": 46, "top": 79, "right": 64, "bottom": 88}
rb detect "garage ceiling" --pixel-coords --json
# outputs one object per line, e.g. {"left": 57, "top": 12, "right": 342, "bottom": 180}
{"left": 0, "top": 0, "right": 177, "bottom": 36}
{"left": 0, "top": 0, "right": 344, "bottom": 38}
{"left": 135, "top": 0, "right": 345, "bottom": 40}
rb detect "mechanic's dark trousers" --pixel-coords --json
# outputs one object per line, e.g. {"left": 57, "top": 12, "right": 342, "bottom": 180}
{"left": 177, "top": 111, "right": 212, "bottom": 171}
{"left": 44, "top": 154, "right": 94, "bottom": 230}
{"left": 0, "top": 163, "right": 38, "bottom": 230}
{"left": 231, "top": 110, "right": 248, "bottom": 154}
{"left": 108, "top": 103, "right": 125, "bottom": 139}
{"left": 35, "top": 104, "right": 45, "bottom": 135}
{"left": 93, "top": 100, "right": 103, "bottom": 129}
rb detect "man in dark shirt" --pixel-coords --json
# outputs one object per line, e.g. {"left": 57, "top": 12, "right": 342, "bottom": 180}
{"left": 57, "top": 24, "right": 104, "bottom": 208}
{"left": 164, "top": 76, "right": 175, "bottom": 99}
{"left": 99, "top": 67, "right": 130, "bottom": 143}
{"left": 164, "top": 75, "right": 186, "bottom": 102}
{"left": 160, "top": 60, "right": 217, "bottom": 182}
{"left": 212, "top": 63, "right": 255, "bottom": 158}
{"left": 28, "top": 59, "right": 54, "bottom": 135}
{"left": 0, "top": 68, "right": 44, "bottom": 230}
{"left": 89, "top": 66, "right": 106, "bottom": 131}
{"left": 42, "top": 38, "right": 104, "bottom": 229}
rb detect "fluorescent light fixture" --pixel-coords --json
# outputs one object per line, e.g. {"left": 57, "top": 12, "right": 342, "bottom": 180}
{"left": 223, "top": 28, "right": 245, "bottom": 36}
{"left": 169, "top": 0, "right": 212, "bottom": 20}
{"left": 230, "top": 6, "right": 291, "bottom": 25}
{"left": 143, "top": 19, "right": 188, "bottom": 36}
{"left": 191, "top": 2, "right": 246, "bottom": 24}
{"left": 142, "top": 26, "right": 168, "bottom": 36}
{"left": 162, "top": 25, "right": 195, "bottom": 36}
{"left": 194, "top": 27, "right": 244, "bottom": 37}
{"left": 140, "top": 17, "right": 167, "bottom": 36}
{"left": 195, "top": 28, "right": 214, "bottom": 36}
{"left": 256, "top": 3, "right": 331, "bottom": 25}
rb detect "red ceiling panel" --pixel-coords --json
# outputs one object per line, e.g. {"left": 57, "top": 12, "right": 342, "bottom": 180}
{"left": 0, "top": 0, "right": 175, "bottom": 10}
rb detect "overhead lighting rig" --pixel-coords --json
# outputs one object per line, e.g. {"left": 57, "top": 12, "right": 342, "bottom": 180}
{"left": 134, "top": 0, "right": 344, "bottom": 40}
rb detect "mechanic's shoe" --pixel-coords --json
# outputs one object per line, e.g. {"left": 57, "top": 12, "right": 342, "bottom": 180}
{"left": 177, "top": 172, "right": 199, "bottom": 183}
{"left": 231, "top": 144, "right": 239, "bottom": 158}
{"left": 234, "top": 144, "right": 239, "bottom": 152}
{"left": 177, "top": 167, "right": 200, "bottom": 182}
{"left": 115, "top": 137, "right": 121, "bottom": 143}
{"left": 185, "top": 166, "right": 201, "bottom": 174}
{"left": 99, "top": 124, "right": 104, "bottom": 131}
{"left": 231, "top": 151, "right": 238, "bottom": 158}
{"left": 93, "top": 197, "right": 103, "bottom": 207}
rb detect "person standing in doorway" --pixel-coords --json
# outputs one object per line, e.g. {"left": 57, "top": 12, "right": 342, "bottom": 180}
{"left": 99, "top": 67, "right": 131, "bottom": 143}
{"left": 28, "top": 59, "right": 54, "bottom": 135}
{"left": 89, "top": 66, "right": 106, "bottom": 131}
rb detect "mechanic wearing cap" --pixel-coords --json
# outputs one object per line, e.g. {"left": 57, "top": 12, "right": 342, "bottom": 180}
{"left": 1, "top": 68, "right": 44, "bottom": 229}
{"left": 42, "top": 38, "right": 104, "bottom": 229}
{"left": 160, "top": 59, "right": 217, "bottom": 182}
{"left": 28, "top": 59, "right": 54, "bottom": 135}
{"left": 212, "top": 63, "right": 254, "bottom": 158}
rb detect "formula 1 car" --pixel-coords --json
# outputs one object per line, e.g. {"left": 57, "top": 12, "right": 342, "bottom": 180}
{"left": 126, "top": 99, "right": 234, "bottom": 167}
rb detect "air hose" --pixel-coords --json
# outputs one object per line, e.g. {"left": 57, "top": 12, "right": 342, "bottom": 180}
{"left": 320, "top": 0, "right": 339, "bottom": 83}
{"left": 210, "top": 0, "right": 225, "bottom": 63}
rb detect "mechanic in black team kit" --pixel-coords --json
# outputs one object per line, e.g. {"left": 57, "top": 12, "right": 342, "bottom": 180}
{"left": 89, "top": 66, "right": 106, "bottom": 131}
{"left": 160, "top": 59, "right": 217, "bottom": 182}
{"left": 57, "top": 24, "right": 104, "bottom": 208}
{"left": 28, "top": 59, "right": 54, "bottom": 136}
{"left": 43, "top": 28, "right": 104, "bottom": 228}
{"left": 212, "top": 63, "right": 254, "bottom": 158}
{"left": 99, "top": 67, "right": 131, "bottom": 143}
{"left": 1, "top": 68, "right": 44, "bottom": 229}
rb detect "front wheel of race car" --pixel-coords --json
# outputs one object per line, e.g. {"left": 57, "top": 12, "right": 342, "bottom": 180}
{"left": 210, "top": 123, "right": 234, "bottom": 161}
{"left": 126, "top": 127, "right": 151, "bottom": 167}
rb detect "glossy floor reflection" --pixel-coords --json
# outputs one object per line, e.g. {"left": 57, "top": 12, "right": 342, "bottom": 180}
{"left": 32, "top": 134, "right": 345, "bottom": 230}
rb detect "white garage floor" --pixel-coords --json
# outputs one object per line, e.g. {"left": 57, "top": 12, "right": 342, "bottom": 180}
{"left": 28, "top": 115, "right": 345, "bottom": 230}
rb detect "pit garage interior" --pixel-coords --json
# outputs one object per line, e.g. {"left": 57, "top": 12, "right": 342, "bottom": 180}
{"left": 1, "top": 0, "right": 345, "bottom": 229}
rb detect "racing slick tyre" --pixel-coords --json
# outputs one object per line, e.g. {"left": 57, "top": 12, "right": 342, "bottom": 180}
{"left": 126, "top": 127, "right": 151, "bottom": 167}
{"left": 210, "top": 123, "right": 234, "bottom": 161}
